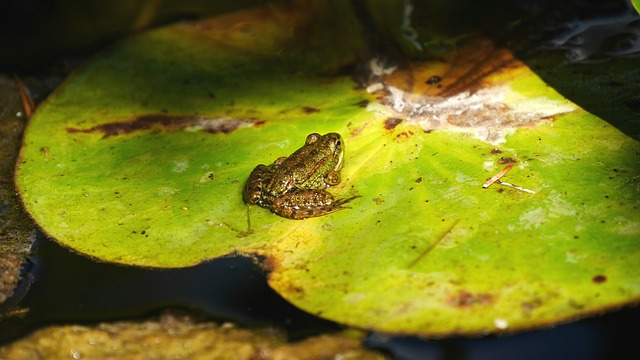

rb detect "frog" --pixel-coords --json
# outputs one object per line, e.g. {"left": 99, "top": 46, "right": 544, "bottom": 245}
{"left": 243, "top": 132, "right": 358, "bottom": 219}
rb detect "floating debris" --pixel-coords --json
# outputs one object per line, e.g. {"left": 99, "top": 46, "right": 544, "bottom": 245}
{"left": 483, "top": 163, "right": 535, "bottom": 194}
{"left": 496, "top": 179, "right": 536, "bottom": 194}
{"left": 483, "top": 163, "right": 514, "bottom": 188}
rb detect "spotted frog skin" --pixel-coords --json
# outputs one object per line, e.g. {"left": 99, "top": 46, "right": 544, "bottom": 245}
{"left": 243, "top": 133, "right": 357, "bottom": 219}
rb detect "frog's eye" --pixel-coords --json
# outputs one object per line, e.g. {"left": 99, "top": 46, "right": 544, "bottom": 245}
{"left": 306, "top": 133, "right": 321, "bottom": 144}
{"left": 334, "top": 140, "right": 342, "bottom": 151}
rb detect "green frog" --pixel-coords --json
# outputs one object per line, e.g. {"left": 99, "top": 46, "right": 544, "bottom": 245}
{"left": 243, "top": 132, "right": 358, "bottom": 219}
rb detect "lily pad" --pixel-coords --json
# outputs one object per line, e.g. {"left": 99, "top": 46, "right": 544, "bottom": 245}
{"left": 0, "top": 312, "right": 382, "bottom": 359}
{"left": 15, "top": 4, "right": 640, "bottom": 336}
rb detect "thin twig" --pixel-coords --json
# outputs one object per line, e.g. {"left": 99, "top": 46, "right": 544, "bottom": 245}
{"left": 483, "top": 163, "right": 513, "bottom": 188}
{"left": 496, "top": 180, "right": 536, "bottom": 194}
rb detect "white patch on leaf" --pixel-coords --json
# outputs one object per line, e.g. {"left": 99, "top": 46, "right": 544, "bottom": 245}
{"left": 158, "top": 187, "right": 178, "bottom": 196}
{"left": 516, "top": 207, "right": 546, "bottom": 230}
{"left": 172, "top": 161, "right": 188, "bottom": 173}
{"left": 370, "top": 85, "right": 575, "bottom": 145}
{"left": 483, "top": 160, "right": 495, "bottom": 171}
{"left": 546, "top": 191, "right": 578, "bottom": 218}
{"left": 613, "top": 217, "right": 640, "bottom": 235}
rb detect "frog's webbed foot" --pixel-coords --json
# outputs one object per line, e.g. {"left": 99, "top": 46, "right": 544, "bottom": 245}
{"left": 271, "top": 191, "right": 359, "bottom": 220}
{"left": 332, "top": 195, "right": 360, "bottom": 207}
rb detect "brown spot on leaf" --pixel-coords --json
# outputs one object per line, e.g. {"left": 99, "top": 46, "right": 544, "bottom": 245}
{"left": 354, "top": 100, "right": 369, "bottom": 107}
{"left": 415, "top": 177, "right": 422, "bottom": 183}
{"left": 376, "top": 38, "right": 573, "bottom": 145}
{"left": 498, "top": 157, "right": 516, "bottom": 164}
{"left": 349, "top": 123, "right": 366, "bottom": 137}
{"left": 592, "top": 275, "right": 607, "bottom": 284}
{"left": 521, "top": 299, "right": 542, "bottom": 316}
{"left": 372, "top": 197, "right": 384, "bottom": 205}
{"left": 302, "top": 106, "right": 320, "bottom": 114}
{"left": 386, "top": 38, "right": 522, "bottom": 98}
{"left": 568, "top": 299, "right": 585, "bottom": 310}
{"left": 67, "top": 115, "right": 264, "bottom": 138}
{"left": 448, "top": 290, "right": 494, "bottom": 308}
{"left": 259, "top": 254, "right": 280, "bottom": 273}
{"left": 394, "top": 130, "right": 414, "bottom": 142}
{"left": 439, "top": 41, "right": 520, "bottom": 97}
{"left": 384, "top": 117, "right": 403, "bottom": 130}
{"left": 491, "top": 149, "right": 502, "bottom": 154}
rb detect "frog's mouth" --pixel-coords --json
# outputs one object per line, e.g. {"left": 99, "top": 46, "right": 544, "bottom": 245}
{"left": 333, "top": 140, "right": 344, "bottom": 171}
{"left": 335, "top": 153, "right": 344, "bottom": 171}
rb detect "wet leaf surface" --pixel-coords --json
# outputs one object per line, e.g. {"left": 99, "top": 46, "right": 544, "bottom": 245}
{"left": 14, "top": 3, "right": 640, "bottom": 336}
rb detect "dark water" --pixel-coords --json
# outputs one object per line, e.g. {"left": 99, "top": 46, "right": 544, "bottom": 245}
{"left": 366, "top": 307, "right": 640, "bottom": 360}
{"left": 0, "top": 232, "right": 339, "bottom": 344}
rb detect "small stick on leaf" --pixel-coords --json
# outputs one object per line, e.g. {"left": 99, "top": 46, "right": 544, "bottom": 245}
{"left": 483, "top": 163, "right": 514, "bottom": 188}
{"left": 496, "top": 180, "right": 536, "bottom": 194}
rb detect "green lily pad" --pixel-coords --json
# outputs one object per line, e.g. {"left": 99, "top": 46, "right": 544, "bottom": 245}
{"left": 16, "top": 4, "right": 640, "bottom": 336}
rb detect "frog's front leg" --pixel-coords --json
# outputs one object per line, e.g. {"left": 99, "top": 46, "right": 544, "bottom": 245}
{"left": 271, "top": 190, "right": 358, "bottom": 220}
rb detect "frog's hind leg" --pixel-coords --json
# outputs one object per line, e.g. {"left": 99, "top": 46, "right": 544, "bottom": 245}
{"left": 243, "top": 164, "right": 273, "bottom": 205}
{"left": 272, "top": 191, "right": 359, "bottom": 220}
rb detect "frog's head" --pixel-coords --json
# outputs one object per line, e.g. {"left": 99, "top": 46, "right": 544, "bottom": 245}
{"left": 270, "top": 132, "right": 346, "bottom": 193}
